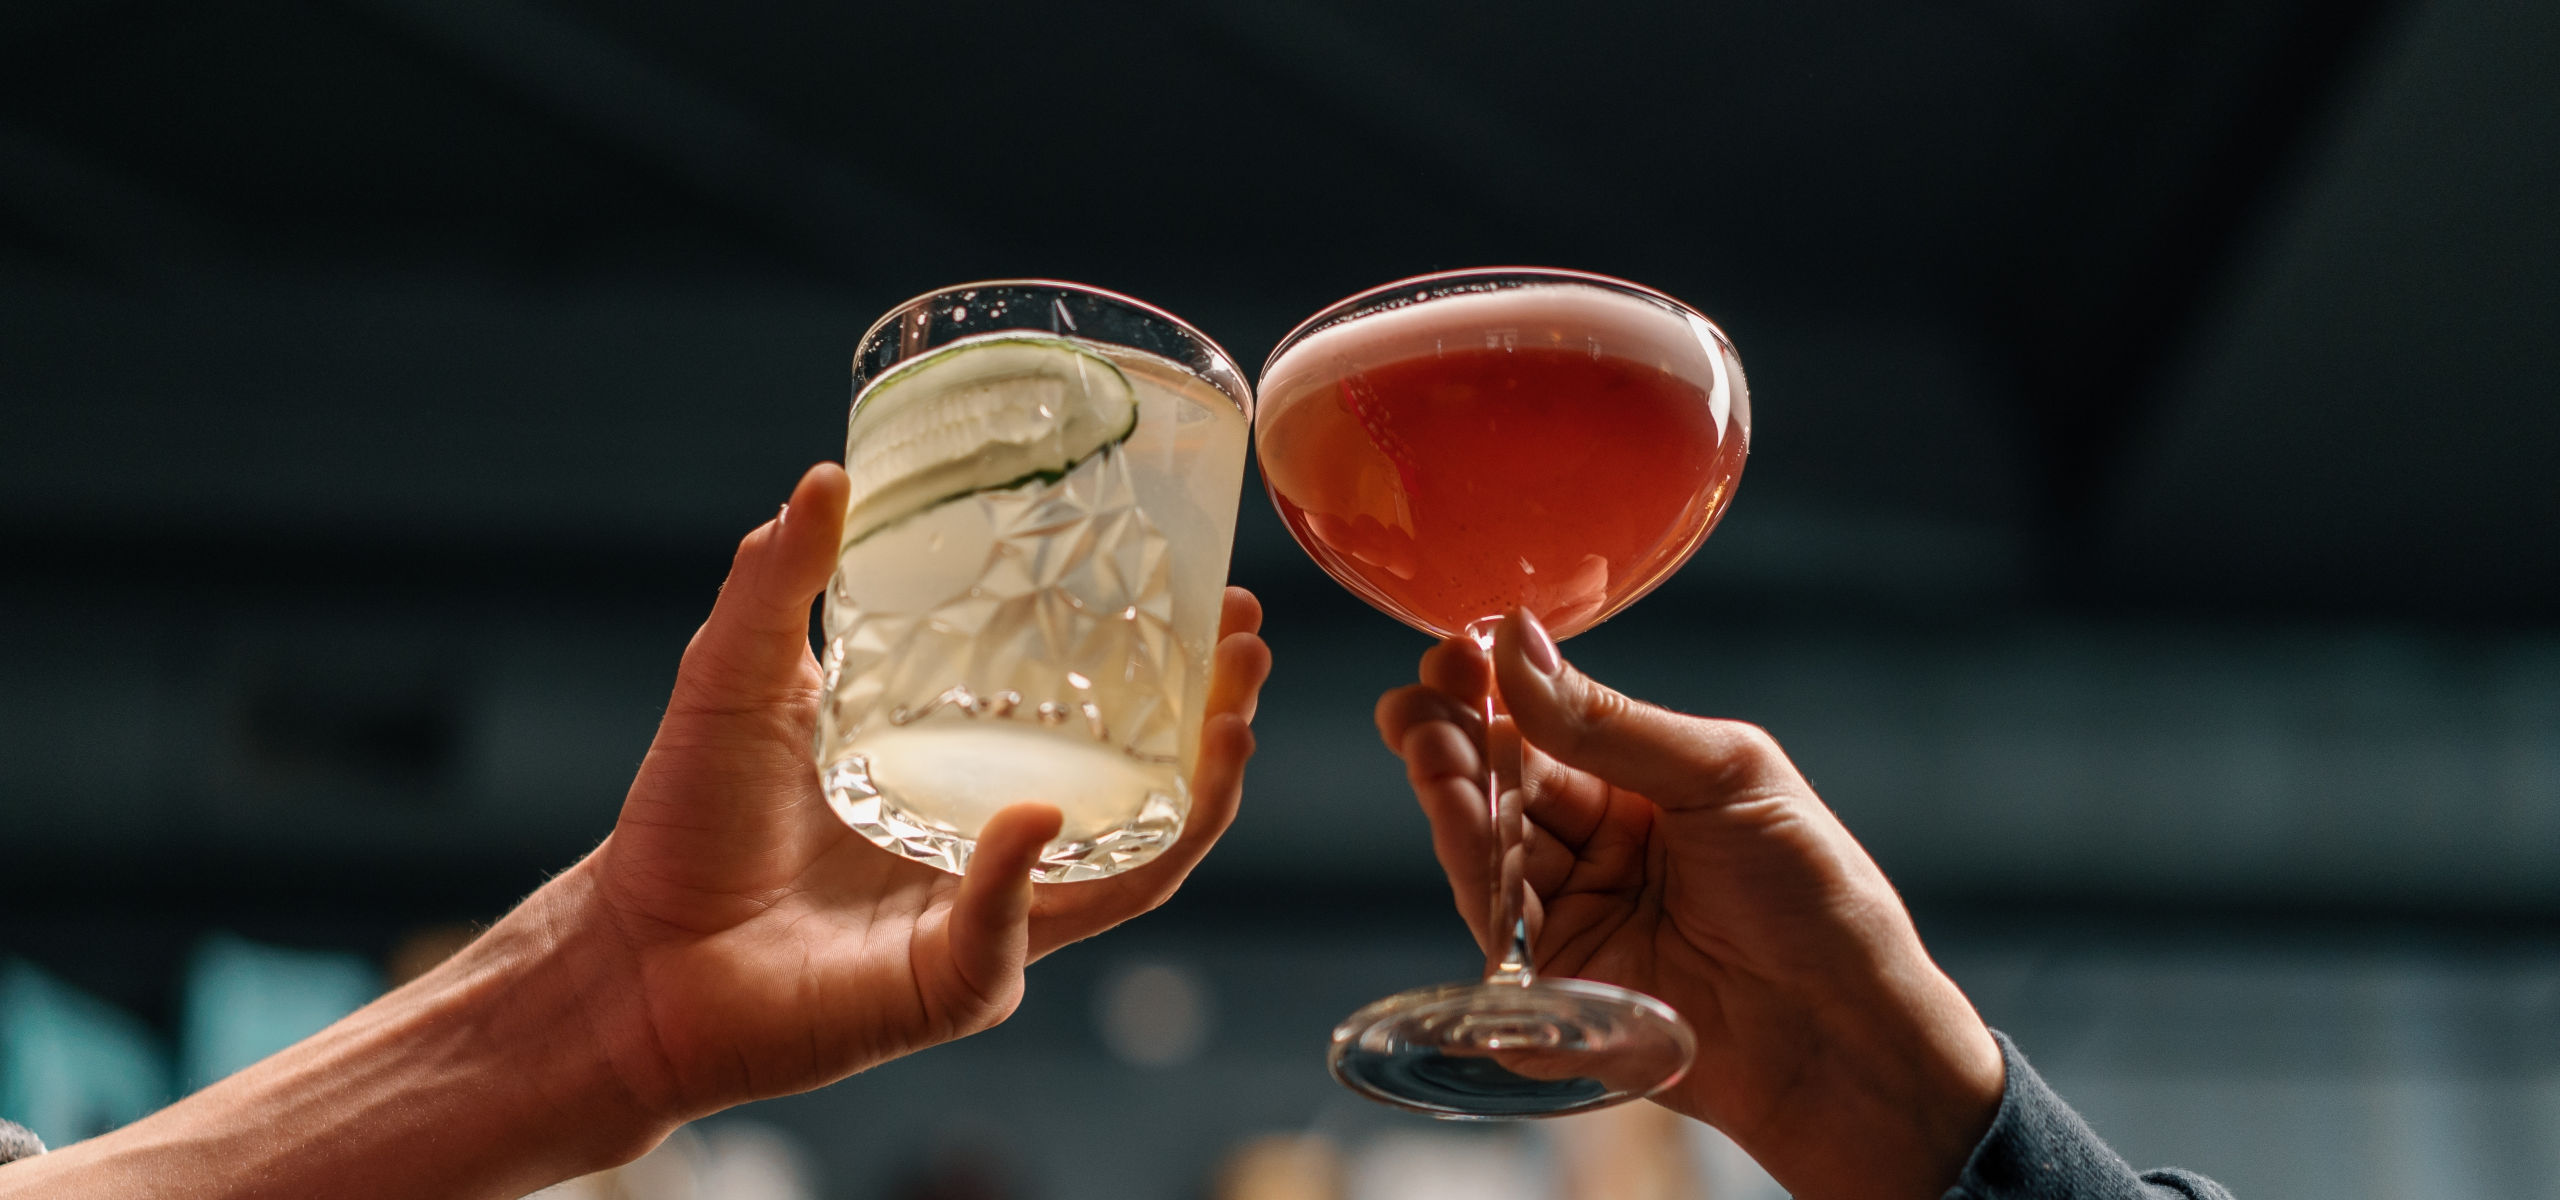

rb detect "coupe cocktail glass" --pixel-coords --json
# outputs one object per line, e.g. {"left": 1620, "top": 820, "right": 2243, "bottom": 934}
{"left": 816, "top": 281, "right": 1252, "bottom": 882}
{"left": 1257, "top": 268, "right": 1750, "bottom": 1117}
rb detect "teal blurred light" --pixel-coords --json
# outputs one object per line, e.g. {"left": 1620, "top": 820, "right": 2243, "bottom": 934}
{"left": 0, "top": 959, "right": 172, "bottom": 1148}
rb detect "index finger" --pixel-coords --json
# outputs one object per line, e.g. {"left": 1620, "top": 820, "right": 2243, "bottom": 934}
{"left": 1420, "top": 634, "right": 1491, "bottom": 704}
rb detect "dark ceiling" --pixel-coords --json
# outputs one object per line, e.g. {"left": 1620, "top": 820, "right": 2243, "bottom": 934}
{"left": 8, "top": 0, "right": 2550, "bottom": 615}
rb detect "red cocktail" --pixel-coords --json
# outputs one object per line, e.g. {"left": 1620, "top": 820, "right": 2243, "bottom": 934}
{"left": 1257, "top": 269, "right": 1750, "bottom": 1118}
{"left": 1260, "top": 316, "right": 1746, "bottom": 637}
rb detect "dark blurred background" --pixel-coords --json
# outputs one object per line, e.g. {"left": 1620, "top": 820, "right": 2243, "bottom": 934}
{"left": 2, "top": 0, "right": 2555, "bottom": 1196}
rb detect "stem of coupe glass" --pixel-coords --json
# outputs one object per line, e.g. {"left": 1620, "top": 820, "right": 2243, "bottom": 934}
{"left": 1472, "top": 622, "right": 1537, "bottom": 987}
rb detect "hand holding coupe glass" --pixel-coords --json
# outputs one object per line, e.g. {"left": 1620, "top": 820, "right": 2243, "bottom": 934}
{"left": 1375, "top": 616, "right": 2008, "bottom": 1196}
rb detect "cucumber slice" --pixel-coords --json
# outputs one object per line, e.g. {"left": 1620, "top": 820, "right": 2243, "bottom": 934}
{"left": 841, "top": 335, "right": 1141, "bottom": 543}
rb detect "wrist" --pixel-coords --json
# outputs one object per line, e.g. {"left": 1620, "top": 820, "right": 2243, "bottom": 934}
{"left": 1714, "top": 948, "right": 2004, "bottom": 1200}
{"left": 472, "top": 853, "right": 685, "bottom": 1170}
{"left": 1848, "top": 957, "right": 2006, "bottom": 1187}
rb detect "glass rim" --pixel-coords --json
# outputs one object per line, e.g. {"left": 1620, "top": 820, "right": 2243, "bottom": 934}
{"left": 854, "top": 277, "right": 1251, "bottom": 416}
{"left": 1261, "top": 266, "right": 1720, "bottom": 380}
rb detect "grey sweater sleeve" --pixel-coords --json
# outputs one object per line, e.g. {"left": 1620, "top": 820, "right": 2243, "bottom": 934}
{"left": 1943, "top": 1033, "right": 2231, "bottom": 1200}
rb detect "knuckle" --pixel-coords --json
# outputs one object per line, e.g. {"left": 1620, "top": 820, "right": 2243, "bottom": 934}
{"left": 730, "top": 523, "right": 772, "bottom": 570}
{"left": 1698, "top": 718, "right": 1788, "bottom": 785}
{"left": 1566, "top": 678, "right": 1633, "bottom": 742}
{"left": 1716, "top": 719, "right": 1783, "bottom": 759}
{"left": 958, "top": 988, "right": 1025, "bottom": 1037}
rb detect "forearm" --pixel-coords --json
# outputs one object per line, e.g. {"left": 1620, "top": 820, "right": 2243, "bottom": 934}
{"left": 0, "top": 865, "right": 666, "bottom": 1200}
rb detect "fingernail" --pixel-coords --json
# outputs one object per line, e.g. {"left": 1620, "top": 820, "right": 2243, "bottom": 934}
{"left": 1518, "top": 610, "right": 1561, "bottom": 675}
{"left": 775, "top": 502, "right": 790, "bottom": 528}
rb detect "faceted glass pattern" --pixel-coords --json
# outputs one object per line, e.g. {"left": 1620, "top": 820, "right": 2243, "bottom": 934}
{"left": 815, "top": 446, "right": 1192, "bottom": 882}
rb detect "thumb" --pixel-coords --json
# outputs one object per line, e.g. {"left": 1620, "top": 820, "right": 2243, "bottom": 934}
{"left": 1489, "top": 608, "right": 1804, "bottom": 811}
{"left": 668, "top": 463, "right": 849, "bottom": 716}
{"left": 940, "top": 803, "right": 1063, "bottom": 1020}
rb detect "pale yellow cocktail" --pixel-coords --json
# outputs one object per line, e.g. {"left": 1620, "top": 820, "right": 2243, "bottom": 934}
{"left": 814, "top": 283, "right": 1249, "bottom": 881}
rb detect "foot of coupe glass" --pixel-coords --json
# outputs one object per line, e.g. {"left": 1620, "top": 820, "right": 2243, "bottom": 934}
{"left": 1329, "top": 978, "right": 1696, "bottom": 1119}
